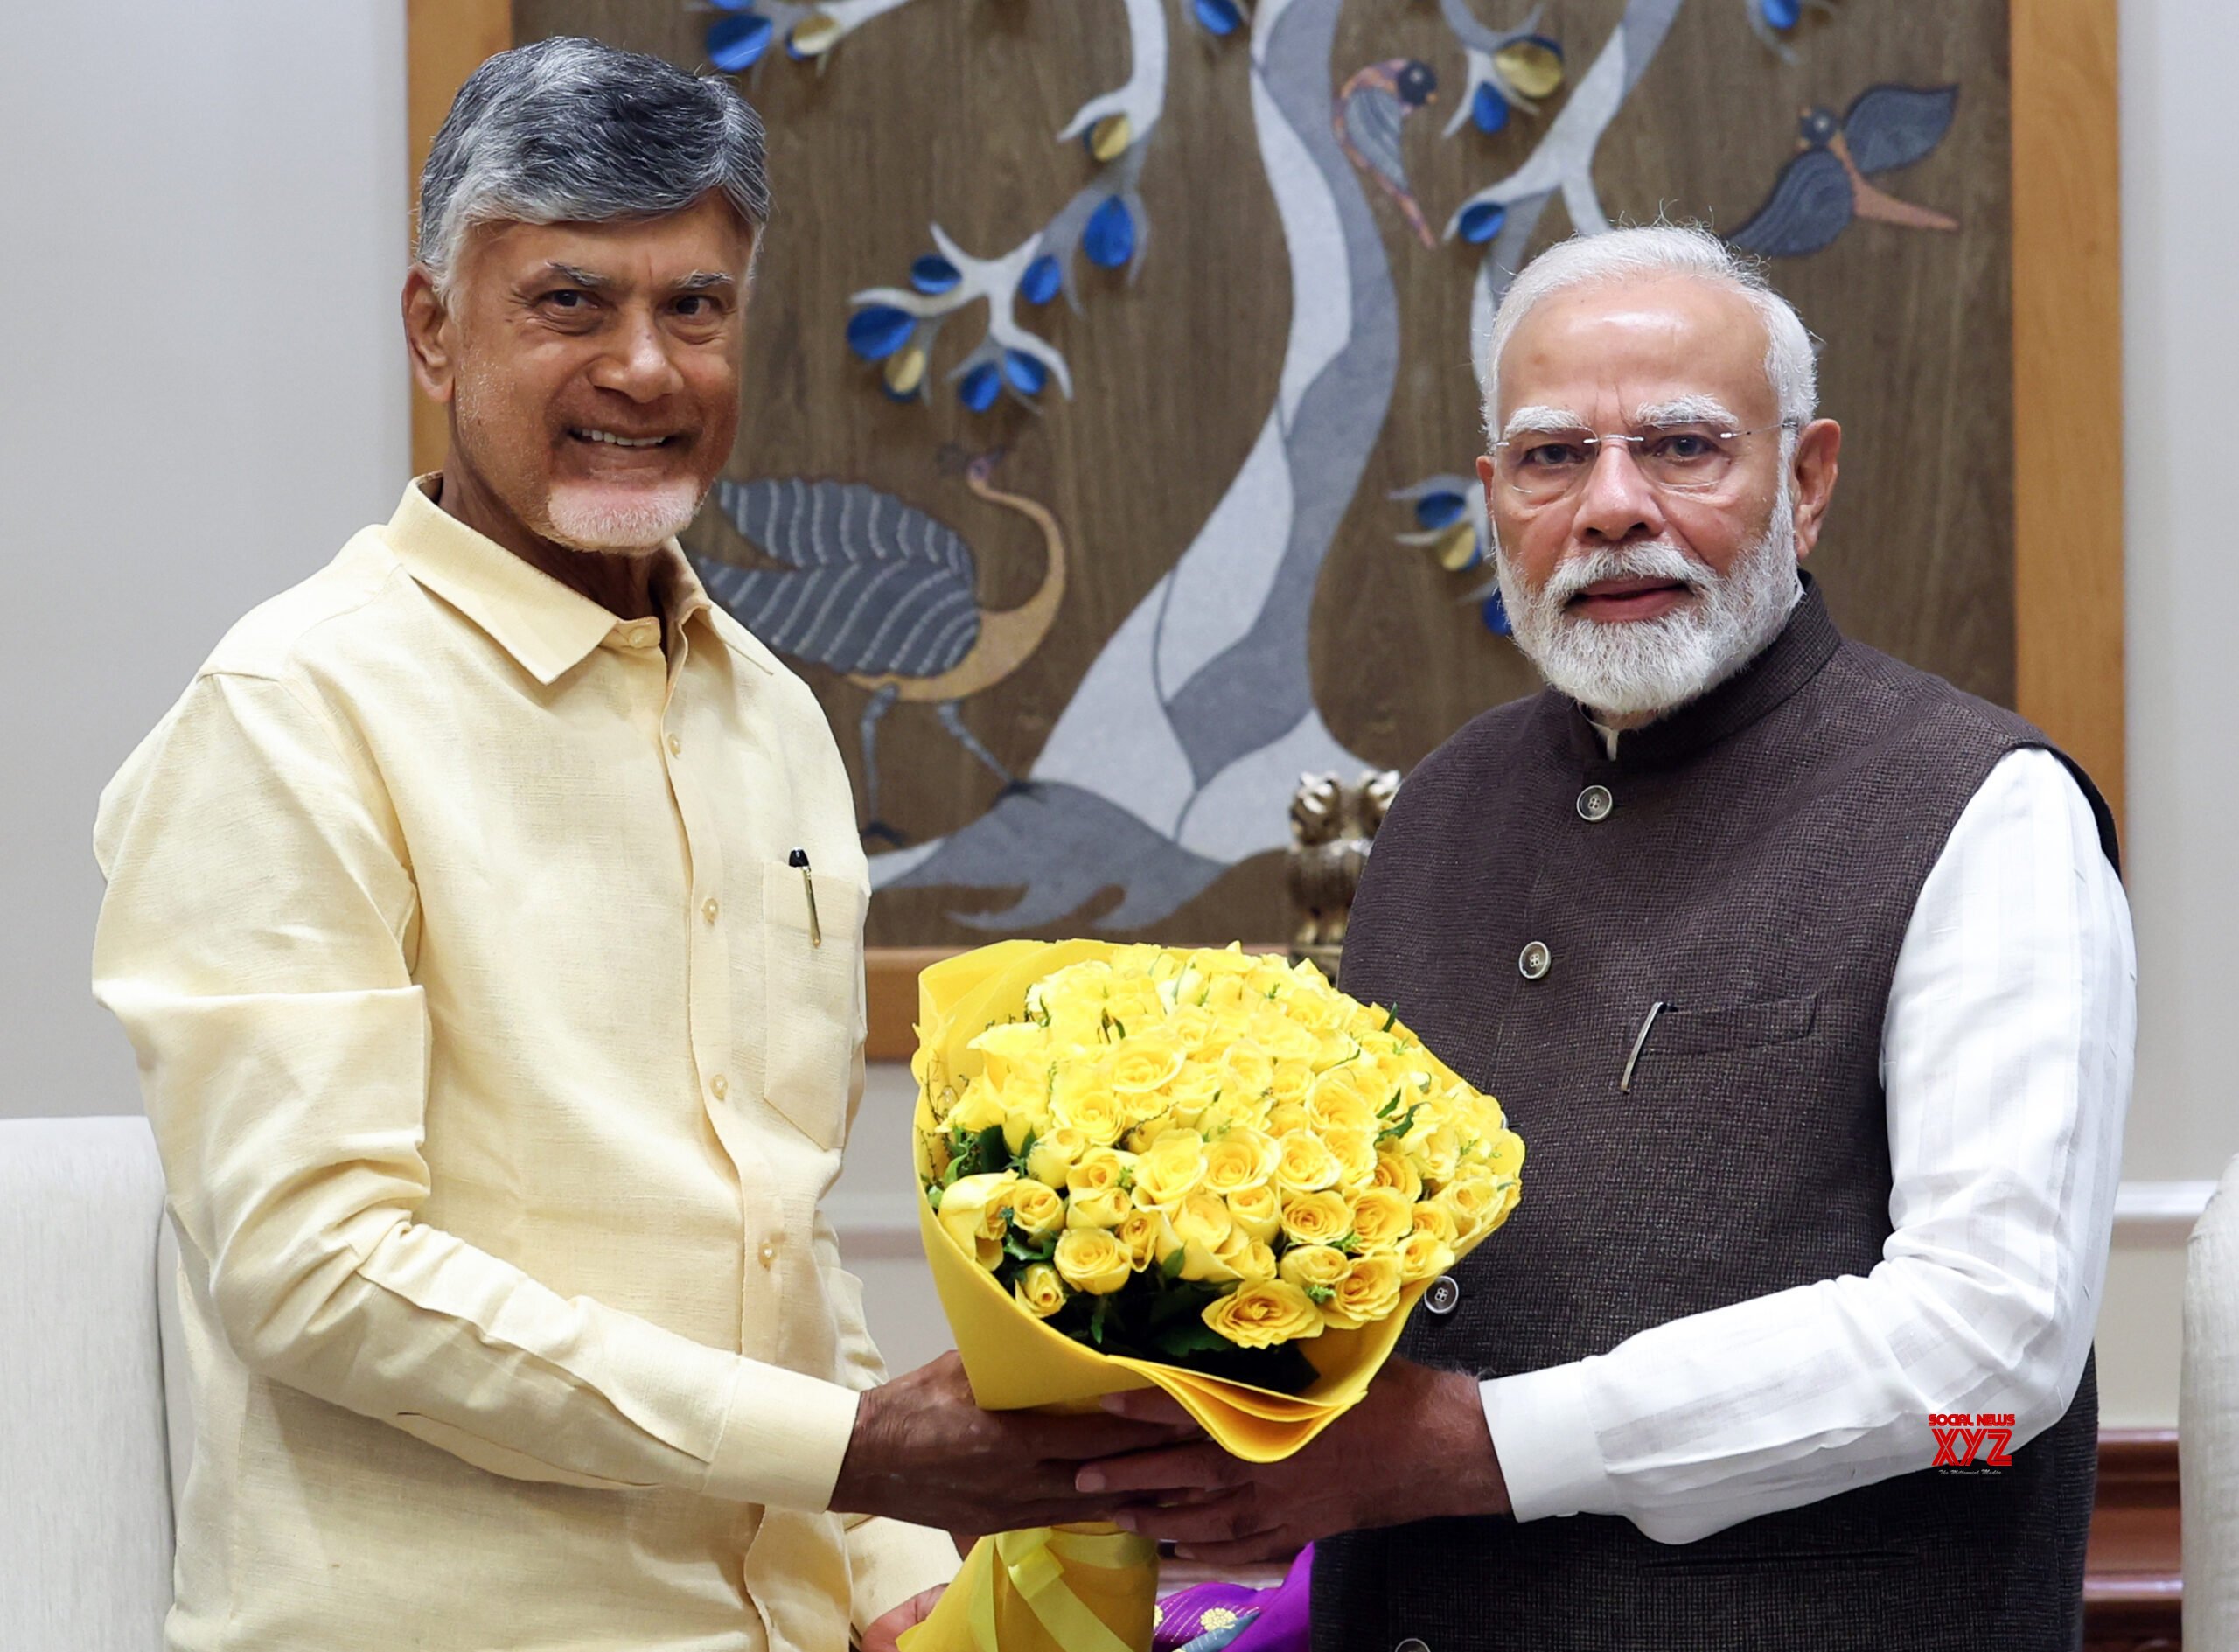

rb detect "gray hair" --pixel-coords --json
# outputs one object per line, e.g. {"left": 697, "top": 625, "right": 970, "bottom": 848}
{"left": 1481, "top": 225, "right": 1817, "bottom": 445}
{"left": 416, "top": 37, "right": 771, "bottom": 294}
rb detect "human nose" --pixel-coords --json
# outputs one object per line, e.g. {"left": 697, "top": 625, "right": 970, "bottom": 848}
{"left": 1570, "top": 437, "right": 1666, "bottom": 543}
{"left": 591, "top": 307, "right": 686, "bottom": 401}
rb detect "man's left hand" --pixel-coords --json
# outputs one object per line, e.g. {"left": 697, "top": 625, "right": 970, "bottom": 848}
{"left": 861, "top": 1585, "right": 945, "bottom": 1652}
{"left": 1073, "top": 1359, "right": 1509, "bottom": 1565}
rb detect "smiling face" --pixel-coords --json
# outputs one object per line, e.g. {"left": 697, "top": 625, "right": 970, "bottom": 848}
{"left": 1477, "top": 273, "right": 1840, "bottom": 724}
{"left": 404, "top": 192, "right": 756, "bottom": 558}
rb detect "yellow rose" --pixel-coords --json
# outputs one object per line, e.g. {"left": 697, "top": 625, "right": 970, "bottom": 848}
{"left": 1230, "top": 1236, "right": 1279, "bottom": 1284}
{"left": 1266, "top": 1101, "right": 1312, "bottom": 1137}
{"left": 1249, "top": 1010, "right": 1321, "bottom": 1063}
{"left": 948, "top": 1073, "right": 1007, "bottom": 1135}
{"left": 1279, "top": 1188, "right": 1352, "bottom": 1247}
{"left": 1053, "top": 1228, "right": 1133, "bottom": 1295}
{"left": 1158, "top": 1061, "right": 1227, "bottom": 1129}
{"left": 936, "top": 1171, "right": 1019, "bottom": 1272}
{"left": 1070, "top": 1147, "right": 1137, "bottom": 1198}
{"left": 968, "top": 1019, "right": 1049, "bottom": 1073}
{"left": 1268, "top": 1057, "right": 1314, "bottom": 1106}
{"left": 1277, "top": 1243, "right": 1352, "bottom": 1299}
{"left": 1328, "top": 1252, "right": 1404, "bottom": 1328}
{"left": 1324, "top": 1126, "right": 1378, "bottom": 1190}
{"left": 1014, "top": 1262, "right": 1067, "bottom": 1319}
{"left": 1222, "top": 1040, "right": 1276, "bottom": 1099}
{"left": 1118, "top": 1205, "right": 1169, "bottom": 1270}
{"left": 1306, "top": 1064, "right": 1380, "bottom": 1132}
{"left": 1202, "top": 1128, "right": 1279, "bottom": 1197}
{"left": 1411, "top": 1200, "right": 1459, "bottom": 1246}
{"left": 1107, "top": 1027, "right": 1186, "bottom": 1095}
{"left": 1006, "top": 1179, "right": 1067, "bottom": 1241}
{"left": 1133, "top": 1129, "right": 1209, "bottom": 1209}
{"left": 1027, "top": 1126, "right": 1089, "bottom": 1189}
{"left": 1203, "top": 974, "right": 1253, "bottom": 1014}
{"left": 1405, "top": 1121, "right": 1462, "bottom": 1187}
{"left": 1225, "top": 1182, "right": 1282, "bottom": 1244}
{"left": 1371, "top": 1149, "right": 1423, "bottom": 1202}
{"left": 1436, "top": 1170, "right": 1518, "bottom": 1243}
{"left": 1186, "top": 944, "right": 1259, "bottom": 977}
{"left": 1051, "top": 1070, "right": 1127, "bottom": 1147}
{"left": 1274, "top": 1130, "right": 1341, "bottom": 1195}
{"left": 1349, "top": 1186, "right": 1415, "bottom": 1251}
{"left": 1202, "top": 1280, "right": 1324, "bottom": 1349}
{"left": 1481, "top": 1127, "right": 1526, "bottom": 1181}
{"left": 1155, "top": 1190, "right": 1239, "bottom": 1282}
{"left": 1397, "top": 1230, "right": 1456, "bottom": 1284}
{"left": 1066, "top": 1186, "right": 1133, "bottom": 1230}
{"left": 1168, "top": 1003, "right": 1217, "bottom": 1054}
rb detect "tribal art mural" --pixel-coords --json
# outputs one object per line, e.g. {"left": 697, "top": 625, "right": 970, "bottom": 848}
{"left": 520, "top": 0, "right": 2012, "bottom": 944}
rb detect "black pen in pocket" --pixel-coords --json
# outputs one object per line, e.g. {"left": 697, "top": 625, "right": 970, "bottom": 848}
{"left": 787, "top": 847, "right": 822, "bottom": 947}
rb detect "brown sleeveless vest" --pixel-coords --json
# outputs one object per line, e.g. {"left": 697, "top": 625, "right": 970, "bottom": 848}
{"left": 1314, "top": 582, "right": 2117, "bottom": 1652}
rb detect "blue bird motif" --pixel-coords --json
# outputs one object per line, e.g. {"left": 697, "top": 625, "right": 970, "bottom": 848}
{"left": 1335, "top": 59, "right": 1440, "bottom": 248}
{"left": 694, "top": 451, "right": 1069, "bottom": 845}
{"left": 1728, "top": 84, "right": 1960, "bottom": 258}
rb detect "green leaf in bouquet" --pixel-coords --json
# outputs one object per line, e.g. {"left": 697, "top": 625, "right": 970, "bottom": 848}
{"left": 1383, "top": 1002, "right": 1400, "bottom": 1033}
{"left": 1158, "top": 1245, "right": 1187, "bottom": 1283}
{"left": 1149, "top": 1318, "right": 1237, "bottom": 1359}
{"left": 925, "top": 1183, "right": 944, "bottom": 1211}
{"left": 1008, "top": 1128, "right": 1038, "bottom": 1175}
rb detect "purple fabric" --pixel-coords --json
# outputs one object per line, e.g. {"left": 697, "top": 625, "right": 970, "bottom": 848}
{"left": 1153, "top": 1545, "right": 1313, "bottom": 1652}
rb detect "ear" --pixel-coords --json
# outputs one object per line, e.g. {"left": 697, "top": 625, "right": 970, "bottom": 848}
{"left": 1787, "top": 418, "right": 1841, "bottom": 561}
{"left": 401, "top": 267, "right": 457, "bottom": 405}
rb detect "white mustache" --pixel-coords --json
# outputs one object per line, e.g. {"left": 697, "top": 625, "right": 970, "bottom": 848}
{"left": 1540, "top": 542, "right": 1708, "bottom": 610}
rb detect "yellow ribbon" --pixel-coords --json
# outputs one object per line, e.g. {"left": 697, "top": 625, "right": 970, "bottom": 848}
{"left": 935, "top": 1525, "right": 1155, "bottom": 1652}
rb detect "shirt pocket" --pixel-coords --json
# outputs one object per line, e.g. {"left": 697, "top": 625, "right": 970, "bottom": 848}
{"left": 1646, "top": 990, "right": 1819, "bottom": 1056}
{"left": 761, "top": 861, "right": 866, "bottom": 1151}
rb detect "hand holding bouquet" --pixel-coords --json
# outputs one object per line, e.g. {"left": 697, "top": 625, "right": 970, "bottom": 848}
{"left": 899, "top": 940, "right": 1523, "bottom": 1652}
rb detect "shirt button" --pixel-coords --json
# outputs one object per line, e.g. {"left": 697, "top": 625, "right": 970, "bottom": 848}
{"left": 667, "top": 732, "right": 683, "bottom": 756}
{"left": 757, "top": 1238, "right": 778, "bottom": 1270}
{"left": 1576, "top": 784, "right": 1614, "bottom": 822}
{"left": 1425, "top": 1275, "right": 1461, "bottom": 1317}
{"left": 709, "top": 1073, "right": 729, "bottom": 1100}
{"left": 701, "top": 896, "right": 720, "bottom": 924}
{"left": 1518, "top": 940, "right": 1552, "bottom": 980}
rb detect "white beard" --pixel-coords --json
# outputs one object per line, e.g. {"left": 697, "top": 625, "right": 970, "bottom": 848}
{"left": 1496, "top": 488, "right": 1803, "bottom": 721}
{"left": 542, "top": 478, "right": 703, "bottom": 554}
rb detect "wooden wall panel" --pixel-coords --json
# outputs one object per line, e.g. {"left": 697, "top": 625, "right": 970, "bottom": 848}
{"left": 406, "top": 0, "right": 512, "bottom": 477}
{"left": 408, "top": 0, "right": 2124, "bottom": 1016}
{"left": 2012, "top": 0, "right": 2126, "bottom": 827}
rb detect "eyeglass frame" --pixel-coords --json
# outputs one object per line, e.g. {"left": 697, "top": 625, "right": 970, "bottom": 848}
{"left": 1489, "top": 417, "right": 1803, "bottom": 500}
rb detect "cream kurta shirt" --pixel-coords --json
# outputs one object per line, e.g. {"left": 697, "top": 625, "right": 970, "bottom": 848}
{"left": 93, "top": 477, "right": 957, "bottom": 1651}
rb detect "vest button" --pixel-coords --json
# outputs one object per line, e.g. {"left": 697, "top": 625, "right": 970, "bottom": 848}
{"left": 1517, "top": 940, "right": 1552, "bottom": 980}
{"left": 1425, "top": 1275, "right": 1461, "bottom": 1316}
{"left": 1396, "top": 1640, "right": 1432, "bottom": 1652}
{"left": 1576, "top": 784, "right": 1614, "bottom": 822}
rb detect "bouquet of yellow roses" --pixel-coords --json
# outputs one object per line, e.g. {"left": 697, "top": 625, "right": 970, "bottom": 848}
{"left": 900, "top": 938, "right": 1523, "bottom": 1652}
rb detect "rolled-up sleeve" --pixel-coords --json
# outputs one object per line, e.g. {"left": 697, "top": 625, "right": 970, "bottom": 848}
{"left": 94, "top": 669, "right": 859, "bottom": 1509}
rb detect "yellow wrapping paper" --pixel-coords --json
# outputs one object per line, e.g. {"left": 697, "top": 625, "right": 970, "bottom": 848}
{"left": 897, "top": 941, "right": 1510, "bottom": 1652}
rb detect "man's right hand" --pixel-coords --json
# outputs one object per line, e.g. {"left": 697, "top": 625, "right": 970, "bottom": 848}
{"left": 829, "top": 1352, "right": 1204, "bottom": 1533}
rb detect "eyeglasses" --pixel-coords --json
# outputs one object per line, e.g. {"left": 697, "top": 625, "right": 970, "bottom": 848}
{"left": 1491, "top": 420, "right": 1800, "bottom": 503}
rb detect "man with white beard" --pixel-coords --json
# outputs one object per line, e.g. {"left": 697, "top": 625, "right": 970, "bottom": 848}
{"left": 1089, "top": 227, "right": 2136, "bottom": 1649}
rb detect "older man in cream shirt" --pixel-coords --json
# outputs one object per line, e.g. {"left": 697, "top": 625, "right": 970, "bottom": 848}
{"left": 92, "top": 38, "right": 1178, "bottom": 1652}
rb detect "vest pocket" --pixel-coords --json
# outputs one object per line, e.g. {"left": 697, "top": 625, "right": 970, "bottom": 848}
{"left": 761, "top": 861, "right": 866, "bottom": 1150}
{"left": 1646, "top": 991, "right": 1818, "bottom": 1056}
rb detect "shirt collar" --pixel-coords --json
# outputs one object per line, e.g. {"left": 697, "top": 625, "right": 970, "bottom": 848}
{"left": 382, "top": 474, "right": 715, "bottom": 685}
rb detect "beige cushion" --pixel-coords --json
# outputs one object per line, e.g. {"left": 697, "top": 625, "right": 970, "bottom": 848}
{"left": 0, "top": 1117, "right": 176, "bottom": 1649}
{"left": 2185, "top": 1151, "right": 2239, "bottom": 1649}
